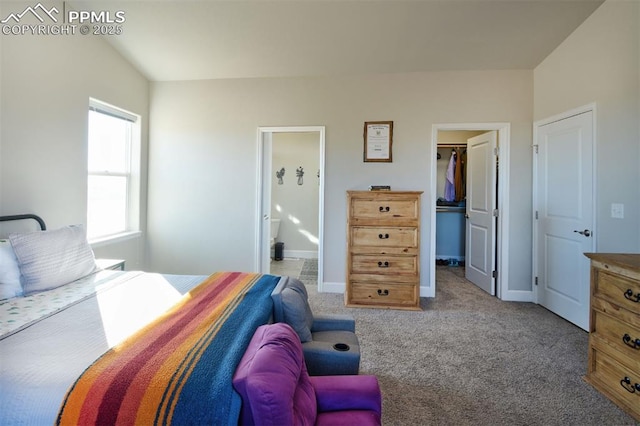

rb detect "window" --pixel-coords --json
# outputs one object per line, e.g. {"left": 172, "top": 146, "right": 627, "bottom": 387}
{"left": 87, "top": 99, "right": 141, "bottom": 241}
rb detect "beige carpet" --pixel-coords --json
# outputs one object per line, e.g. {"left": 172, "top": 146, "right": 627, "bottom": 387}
{"left": 305, "top": 266, "right": 636, "bottom": 426}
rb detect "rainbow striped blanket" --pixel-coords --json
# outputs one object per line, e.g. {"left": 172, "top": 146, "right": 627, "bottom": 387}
{"left": 56, "top": 272, "right": 281, "bottom": 426}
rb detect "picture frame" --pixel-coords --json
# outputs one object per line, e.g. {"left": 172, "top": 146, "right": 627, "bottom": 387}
{"left": 364, "top": 121, "right": 393, "bottom": 162}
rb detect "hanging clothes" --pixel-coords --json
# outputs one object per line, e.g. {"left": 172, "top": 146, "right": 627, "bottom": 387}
{"left": 444, "top": 150, "right": 456, "bottom": 202}
{"left": 461, "top": 149, "right": 467, "bottom": 200}
{"left": 454, "top": 148, "right": 464, "bottom": 202}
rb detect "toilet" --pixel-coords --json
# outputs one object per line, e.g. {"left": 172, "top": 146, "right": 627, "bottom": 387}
{"left": 270, "top": 218, "right": 281, "bottom": 249}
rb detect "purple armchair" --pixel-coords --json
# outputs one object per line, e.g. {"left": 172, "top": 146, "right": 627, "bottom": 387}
{"left": 232, "top": 323, "right": 382, "bottom": 426}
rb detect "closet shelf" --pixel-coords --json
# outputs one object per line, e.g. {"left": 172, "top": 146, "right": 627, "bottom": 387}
{"left": 437, "top": 143, "right": 467, "bottom": 148}
{"left": 436, "top": 206, "right": 465, "bottom": 213}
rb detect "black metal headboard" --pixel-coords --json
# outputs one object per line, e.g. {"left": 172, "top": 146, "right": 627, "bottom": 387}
{"left": 0, "top": 214, "right": 47, "bottom": 231}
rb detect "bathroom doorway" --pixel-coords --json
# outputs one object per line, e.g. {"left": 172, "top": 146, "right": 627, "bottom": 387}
{"left": 429, "top": 123, "right": 511, "bottom": 300}
{"left": 256, "top": 126, "right": 325, "bottom": 290}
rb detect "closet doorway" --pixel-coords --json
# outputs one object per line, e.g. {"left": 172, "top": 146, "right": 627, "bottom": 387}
{"left": 429, "top": 123, "right": 510, "bottom": 299}
{"left": 256, "top": 126, "right": 326, "bottom": 291}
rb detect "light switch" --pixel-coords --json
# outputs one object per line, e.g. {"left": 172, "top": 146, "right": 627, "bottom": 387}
{"left": 611, "top": 203, "right": 624, "bottom": 219}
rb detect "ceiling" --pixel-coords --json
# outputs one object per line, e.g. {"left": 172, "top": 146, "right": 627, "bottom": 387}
{"left": 88, "top": 0, "right": 604, "bottom": 82}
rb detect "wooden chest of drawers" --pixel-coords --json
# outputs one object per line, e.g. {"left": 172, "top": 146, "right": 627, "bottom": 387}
{"left": 584, "top": 253, "right": 640, "bottom": 421}
{"left": 345, "top": 191, "right": 422, "bottom": 310}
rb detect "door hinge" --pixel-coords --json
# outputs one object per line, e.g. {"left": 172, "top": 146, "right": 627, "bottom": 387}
{"left": 535, "top": 211, "right": 538, "bottom": 220}
{"left": 493, "top": 147, "right": 499, "bottom": 156}
{"left": 492, "top": 270, "right": 498, "bottom": 279}
{"left": 532, "top": 144, "right": 539, "bottom": 154}
{"left": 493, "top": 209, "right": 499, "bottom": 217}
{"left": 535, "top": 276, "right": 538, "bottom": 286}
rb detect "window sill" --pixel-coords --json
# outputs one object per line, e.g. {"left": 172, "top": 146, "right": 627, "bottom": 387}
{"left": 89, "top": 231, "right": 142, "bottom": 248}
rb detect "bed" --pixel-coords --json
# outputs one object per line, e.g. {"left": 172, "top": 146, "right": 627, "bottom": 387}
{"left": 0, "top": 215, "right": 283, "bottom": 425}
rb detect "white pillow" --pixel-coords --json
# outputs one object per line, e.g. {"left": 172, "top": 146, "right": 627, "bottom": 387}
{"left": 10, "top": 225, "right": 97, "bottom": 295}
{"left": 0, "top": 240, "right": 23, "bottom": 300}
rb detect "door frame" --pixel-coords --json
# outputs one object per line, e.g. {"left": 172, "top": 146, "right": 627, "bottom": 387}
{"left": 429, "top": 123, "right": 512, "bottom": 300}
{"left": 255, "top": 126, "right": 326, "bottom": 291}
{"left": 532, "top": 103, "right": 597, "bottom": 305}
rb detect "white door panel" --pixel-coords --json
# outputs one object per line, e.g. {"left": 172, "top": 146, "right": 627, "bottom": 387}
{"left": 545, "top": 235, "right": 583, "bottom": 302}
{"left": 465, "top": 131, "right": 497, "bottom": 295}
{"left": 536, "top": 111, "right": 593, "bottom": 330}
{"left": 468, "top": 225, "right": 488, "bottom": 273}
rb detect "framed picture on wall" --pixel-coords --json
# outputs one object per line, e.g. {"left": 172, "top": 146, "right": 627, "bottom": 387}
{"left": 364, "top": 121, "right": 393, "bottom": 162}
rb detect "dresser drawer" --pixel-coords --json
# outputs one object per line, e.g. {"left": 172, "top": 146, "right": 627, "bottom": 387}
{"left": 350, "top": 227, "right": 418, "bottom": 248}
{"left": 592, "top": 310, "right": 640, "bottom": 360}
{"left": 594, "top": 269, "right": 640, "bottom": 315}
{"left": 351, "top": 254, "right": 418, "bottom": 275}
{"left": 351, "top": 198, "right": 419, "bottom": 222}
{"left": 348, "top": 282, "right": 418, "bottom": 308}
{"left": 586, "top": 343, "right": 640, "bottom": 420}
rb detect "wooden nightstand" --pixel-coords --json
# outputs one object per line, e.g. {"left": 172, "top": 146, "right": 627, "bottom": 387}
{"left": 95, "top": 258, "right": 126, "bottom": 271}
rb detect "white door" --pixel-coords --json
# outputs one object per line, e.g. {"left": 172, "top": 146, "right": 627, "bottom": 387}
{"left": 465, "top": 131, "right": 497, "bottom": 295}
{"left": 259, "top": 131, "right": 273, "bottom": 274}
{"left": 535, "top": 111, "right": 594, "bottom": 331}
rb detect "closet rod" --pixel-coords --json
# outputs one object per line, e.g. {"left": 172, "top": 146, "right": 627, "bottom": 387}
{"left": 437, "top": 143, "right": 467, "bottom": 148}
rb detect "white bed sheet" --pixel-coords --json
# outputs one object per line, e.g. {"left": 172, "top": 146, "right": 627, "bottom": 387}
{"left": 1, "top": 270, "right": 135, "bottom": 339}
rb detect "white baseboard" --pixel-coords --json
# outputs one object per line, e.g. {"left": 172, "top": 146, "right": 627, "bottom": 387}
{"left": 420, "top": 286, "right": 435, "bottom": 298}
{"left": 319, "top": 281, "right": 344, "bottom": 293}
{"left": 501, "top": 289, "right": 533, "bottom": 302}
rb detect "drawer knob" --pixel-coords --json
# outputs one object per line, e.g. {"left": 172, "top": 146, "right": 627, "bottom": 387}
{"left": 378, "top": 233, "right": 390, "bottom": 239}
{"left": 623, "top": 289, "right": 640, "bottom": 303}
{"left": 620, "top": 376, "right": 640, "bottom": 394}
{"left": 377, "top": 261, "right": 390, "bottom": 268}
{"left": 377, "top": 289, "right": 389, "bottom": 296}
{"left": 622, "top": 333, "right": 640, "bottom": 350}
{"left": 379, "top": 206, "right": 390, "bottom": 212}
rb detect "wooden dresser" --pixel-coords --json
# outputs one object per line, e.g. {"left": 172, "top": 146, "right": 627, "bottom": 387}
{"left": 345, "top": 190, "right": 422, "bottom": 310}
{"left": 584, "top": 253, "right": 640, "bottom": 421}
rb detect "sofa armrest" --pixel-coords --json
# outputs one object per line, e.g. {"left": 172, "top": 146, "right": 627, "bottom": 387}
{"left": 311, "top": 314, "right": 355, "bottom": 332}
{"left": 310, "top": 375, "right": 381, "bottom": 415}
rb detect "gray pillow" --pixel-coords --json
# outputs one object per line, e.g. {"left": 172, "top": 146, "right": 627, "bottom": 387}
{"left": 280, "top": 279, "right": 314, "bottom": 342}
{"left": 10, "top": 225, "right": 97, "bottom": 295}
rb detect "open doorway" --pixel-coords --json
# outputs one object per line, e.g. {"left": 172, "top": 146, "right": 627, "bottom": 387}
{"left": 429, "top": 123, "right": 511, "bottom": 300}
{"left": 256, "top": 126, "right": 326, "bottom": 291}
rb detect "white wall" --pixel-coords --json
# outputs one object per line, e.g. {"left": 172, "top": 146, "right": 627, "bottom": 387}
{"left": 0, "top": 4, "right": 150, "bottom": 268}
{"left": 534, "top": 0, "right": 640, "bottom": 252}
{"left": 272, "top": 132, "right": 319, "bottom": 257}
{"left": 148, "top": 70, "right": 533, "bottom": 295}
